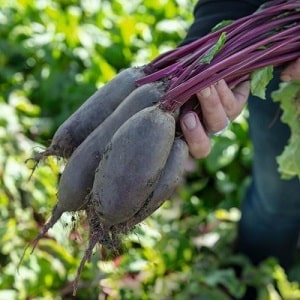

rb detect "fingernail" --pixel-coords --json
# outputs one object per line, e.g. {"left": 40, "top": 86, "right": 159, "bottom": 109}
{"left": 182, "top": 113, "right": 197, "bottom": 130}
{"left": 200, "top": 86, "right": 211, "bottom": 97}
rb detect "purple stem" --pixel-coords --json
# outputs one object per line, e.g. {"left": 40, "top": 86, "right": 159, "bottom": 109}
{"left": 226, "top": 50, "right": 300, "bottom": 87}
{"left": 170, "top": 13, "right": 300, "bottom": 89}
{"left": 161, "top": 35, "right": 300, "bottom": 110}
{"left": 220, "top": 13, "right": 300, "bottom": 56}
{"left": 162, "top": 24, "right": 300, "bottom": 104}
{"left": 146, "top": 1, "right": 300, "bottom": 72}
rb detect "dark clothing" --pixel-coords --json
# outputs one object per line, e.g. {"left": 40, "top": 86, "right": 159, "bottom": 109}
{"left": 240, "top": 72, "right": 300, "bottom": 269}
{"left": 182, "top": 0, "right": 300, "bottom": 269}
{"left": 183, "top": 0, "right": 267, "bottom": 44}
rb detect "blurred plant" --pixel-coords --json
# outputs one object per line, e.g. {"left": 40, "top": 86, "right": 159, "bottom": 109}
{"left": 1, "top": 0, "right": 300, "bottom": 299}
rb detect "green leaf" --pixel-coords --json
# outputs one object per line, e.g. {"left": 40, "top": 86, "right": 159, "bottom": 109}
{"left": 205, "top": 136, "right": 239, "bottom": 173}
{"left": 198, "top": 32, "right": 226, "bottom": 64}
{"left": 204, "top": 269, "right": 245, "bottom": 298}
{"left": 276, "top": 137, "right": 300, "bottom": 180}
{"left": 250, "top": 65, "right": 274, "bottom": 99}
{"left": 272, "top": 80, "right": 300, "bottom": 179}
{"left": 211, "top": 20, "right": 233, "bottom": 32}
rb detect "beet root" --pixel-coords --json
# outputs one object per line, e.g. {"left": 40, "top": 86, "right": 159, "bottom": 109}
{"left": 30, "top": 67, "right": 145, "bottom": 166}
{"left": 121, "top": 137, "right": 189, "bottom": 231}
{"left": 56, "top": 83, "right": 164, "bottom": 220}
{"left": 72, "top": 138, "right": 187, "bottom": 295}
{"left": 30, "top": 83, "right": 164, "bottom": 252}
{"left": 91, "top": 105, "right": 176, "bottom": 226}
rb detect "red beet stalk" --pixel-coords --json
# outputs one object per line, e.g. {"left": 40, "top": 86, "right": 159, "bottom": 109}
{"left": 137, "top": 0, "right": 300, "bottom": 112}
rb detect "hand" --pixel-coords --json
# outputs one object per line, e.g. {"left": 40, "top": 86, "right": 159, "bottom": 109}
{"left": 180, "top": 57, "right": 300, "bottom": 159}
{"left": 281, "top": 58, "right": 300, "bottom": 81}
{"left": 180, "top": 80, "right": 250, "bottom": 159}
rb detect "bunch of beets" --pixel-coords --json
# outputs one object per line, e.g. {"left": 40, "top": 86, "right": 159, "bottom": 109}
{"left": 27, "top": 0, "right": 300, "bottom": 294}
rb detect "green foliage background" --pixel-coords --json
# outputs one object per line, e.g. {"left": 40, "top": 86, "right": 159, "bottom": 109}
{"left": 1, "top": 0, "right": 300, "bottom": 299}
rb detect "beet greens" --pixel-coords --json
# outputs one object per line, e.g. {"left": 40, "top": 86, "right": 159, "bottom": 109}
{"left": 137, "top": 0, "right": 300, "bottom": 111}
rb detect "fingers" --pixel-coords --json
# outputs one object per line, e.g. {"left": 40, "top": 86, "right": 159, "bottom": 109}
{"left": 216, "top": 80, "right": 250, "bottom": 120}
{"left": 196, "top": 80, "right": 249, "bottom": 133}
{"left": 196, "top": 84, "right": 229, "bottom": 133}
{"left": 181, "top": 56, "right": 300, "bottom": 160}
{"left": 180, "top": 111, "right": 211, "bottom": 159}
{"left": 281, "top": 58, "right": 300, "bottom": 81}
{"left": 180, "top": 80, "right": 250, "bottom": 159}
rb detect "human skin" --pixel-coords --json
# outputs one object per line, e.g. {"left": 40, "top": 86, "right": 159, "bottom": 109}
{"left": 180, "top": 58, "right": 300, "bottom": 159}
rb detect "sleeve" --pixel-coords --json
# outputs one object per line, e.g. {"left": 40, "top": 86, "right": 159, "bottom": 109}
{"left": 181, "top": 0, "right": 268, "bottom": 45}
